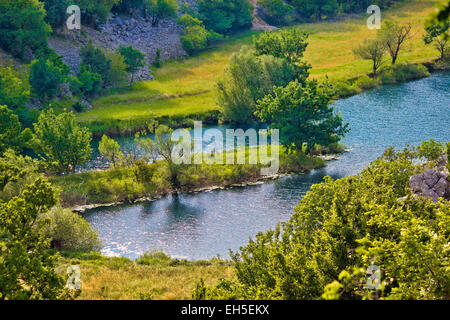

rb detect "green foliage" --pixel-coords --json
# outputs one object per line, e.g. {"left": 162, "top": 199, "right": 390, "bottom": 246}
{"left": 291, "top": 0, "right": 339, "bottom": 20}
{"left": 0, "top": 0, "right": 51, "bottom": 60}
{"left": 377, "top": 20, "right": 411, "bottom": 65}
{"left": 29, "top": 57, "right": 65, "bottom": 100}
{"left": 379, "top": 63, "right": 430, "bottom": 84}
{"left": 178, "top": 13, "right": 203, "bottom": 28}
{"left": 80, "top": 42, "right": 111, "bottom": 88}
{"left": 99, "top": 135, "right": 124, "bottom": 168}
{"left": 354, "top": 75, "right": 378, "bottom": 90}
{"left": 255, "top": 80, "right": 348, "bottom": 153}
{"left": 39, "top": 206, "right": 102, "bottom": 252}
{"left": 32, "top": 109, "right": 92, "bottom": 174}
{"left": 113, "top": 0, "right": 145, "bottom": 13}
{"left": 258, "top": 0, "right": 294, "bottom": 26}
{"left": 203, "top": 142, "right": 449, "bottom": 300}
{"left": 105, "top": 50, "right": 128, "bottom": 88}
{"left": 180, "top": 25, "right": 209, "bottom": 55}
{"left": 353, "top": 39, "right": 386, "bottom": 77}
{"left": 416, "top": 138, "right": 445, "bottom": 162}
{"left": 0, "top": 106, "right": 23, "bottom": 154}
{"left": 118, "top": 45, "right": 146, "bottom": 84}
{"left": 195, "top": 0, "right": 253, "bottom": 34}
{"left": 0, "top": 176, "right": 71, "bottom": 300}
{"left": 218, "top": 46, "right": 301, "bottom": 124}
{"left": 0, "top": 64, "right": 30, "bottom": 110}
{"left": 43, "top": 0, "right": 71, "bottom": 29}
{"left": 70, "top": 66, "right": 103, "bottom": 98}
{"left": 143, "top": 0, "right": 179, "bottom": 26}
{"left": 424, "top": 21, "right": 449, "bottom": 61}
{"left": 152, "top": 48, "right": 162, "bottom": 68}
{"left": 75, "top": 0, "right": 121, "bottom": 27}
{"left": 332, "top": 80, "right": 359, "bottom": 98}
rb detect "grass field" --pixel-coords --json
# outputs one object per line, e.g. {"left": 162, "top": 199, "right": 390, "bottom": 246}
{"left": 77, "top": 0, "right": 441, "bottom": 134}
{"left": 57, "top": 252, "right": 233, "bottom": 300}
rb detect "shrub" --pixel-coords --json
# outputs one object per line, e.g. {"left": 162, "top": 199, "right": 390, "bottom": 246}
{"left": 40, "top": 206, "right": 102, "bottom": 252}
{"left": 354, "top": 75, "right": 378, "bottom": 90}
{"left": 80, "top": 42, "right": 112, "bottom": 87}
{"left": 118, "top": 45, "right": 146, "bottom": 84}
{"left": 0, "top": 0, "right": 51, "bottom": 60}
{"left": 379, "top": 63, "right": 430, "bottom": 84}
{"left": 105, "top": 50, "right": 128, "bottom": 88}
{"left": 70, "top": 67, "right": 103, "bottom": 98}
{"left": 43, "top": 0, "right": 71, "bottom": 29}
{"left": 29, "top": 57, "right": 65, "bottom": 100}
{"left": 143, "top": 0, "right": 179, "bottom": 26}
{"left": 332, "top": 80, "right": 359, "bottom": 98}
{"left": 0, "top": 65, "right": 30, "bottom": 109}
{"left": 258, "top": 0, "right": 294, "bottom": 26}
{"left": 196, "top": 0, "right": 253, "bottom": 34}
{"left": 180, "top": 26, "right": 209, "bottom": 54}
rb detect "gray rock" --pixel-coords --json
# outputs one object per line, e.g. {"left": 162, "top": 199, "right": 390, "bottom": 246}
{"left": 409, "top": 167, "right": 449, "bottom": 203}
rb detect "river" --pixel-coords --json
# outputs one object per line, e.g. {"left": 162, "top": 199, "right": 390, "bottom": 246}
{"left": 83, "top": 72, "right": 450, "bottom": 260}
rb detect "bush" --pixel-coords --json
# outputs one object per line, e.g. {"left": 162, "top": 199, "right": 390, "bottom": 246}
{"left": 258, "top": 0, "right": 294, "bottom": 26}
{"left": 43, "top": 0, "right": 71, "bottom": 29}
{"left": 75, "top": 0, "right": 121, "bottom": 27}
{"left": 332, "top": 80, "right": 359, "bottom": 98}
{"left": 354, "top": 75, "right": 378, "bottom": 90}
{"left": 105, "top": 50, "right": 128, "bottom": 88}
{"left": 0, "top": 0, "right": 51, "bottom": 60}
{"left": 180, "top": 26, "right": 209, "bottom": 54}
{"left": 0, "top": 65, "right": 30, "bottom": 109}
{"left": 70, "top": 67, "right": 103, "bottom": 98}
{"left": 196, "top": 0, "right": 253, "bottom": 34}
{"left": 40, "top": 206, "right": 102, "bottom": 252}
{"left": 143, "top": 0, "right": 179, "bottom": 26}
{"left": 379, "top": 63, "right": 430, "bottom": 84}
{"left": 29, "top": 57, "right": 65, "bottom": 100}
{"left": 80, "top": 42, "right": 112, "bottom": 88}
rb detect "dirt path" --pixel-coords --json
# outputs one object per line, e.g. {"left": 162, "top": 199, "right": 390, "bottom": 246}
{"left": 249, "top": 0, "right": 279, "bottom": 31}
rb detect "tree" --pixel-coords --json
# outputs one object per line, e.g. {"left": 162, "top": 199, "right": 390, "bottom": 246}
{"left": 291, "top": 0, "right": 339, "bottom": 20}
{"left": 32, "top": 109, "right": 92, "bottom": 174}
{"left": 258, "top": 0, "right": 294, "bottom": 26}
{"left": 118, "top": 46, "right": 146, "bottom": 84}
{"left": 218, "top": 46, "right": 300, "bottom": 124}
{"left": 75, "top": 0, "right": 121, "bottom": 27}
{"left": 29, "top": 58, "right": 65, "bottom": 100}
{"left": 353, "top": 39, "right": 386, "bottom": 77}
{"left": 0, "top": 65, "right": 30, "bottom": 110}
{"left": 199, "top": 142, "right": 449, "bottom": 300}
{"left": 180, "top": 26, "right": 209, "bottom": 55}
{"left": 424, "top": 21, "right": 449, "bottom": 61}
{"left": 43, "top": 0, "right": 71, "bottom": 29}
{"left": 255, "top": 80, "right": 348, "bottom": 153}
{"left": 70, "top": 66, "right": 103, "bottom": 98}
{"left": 80, "top": 42, "right": 112, "bottom": 88}
{"left": 377, "top": 20, "right": 411, "bottom": 65}
{"left": 0, "top": 106, "right": 22, "bottom": 154}
{"left": 253, "top": 28, "right": 311, "bottom": 76}
{"left": 0, "top": 0, "right": 51, "bottom": 60}
{"left": 426, "top": 0, "right": 450, "bottom": 40}
{"left": 98, "top": 135, "right": 123, "bottom": 169}
{"left": 143, "top": 0, "right": 179, "bottom": 26}
{"left": 196, "top": 0, "right": 253, "bottom": 34}
{"left": 0, "top": 176, "right": 71, "bottom": 300}
{"left": 105, "top": 51, "right": 128, "bottom": 88}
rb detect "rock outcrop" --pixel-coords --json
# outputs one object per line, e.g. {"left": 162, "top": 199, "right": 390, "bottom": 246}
{"left": 409, "top": 154, "right": 449, "bottom": 203}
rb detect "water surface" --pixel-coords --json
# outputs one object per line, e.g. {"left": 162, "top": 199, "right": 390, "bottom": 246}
{"left": 84, "top": 73, "right": 450, "bottom": 260}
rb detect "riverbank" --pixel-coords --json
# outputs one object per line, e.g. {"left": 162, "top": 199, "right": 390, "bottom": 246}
{"left": 75, "top": 0, "right": 445, "bottom": 137}
{"left": 50, "top": 146, "right": 339, "bottom": 210}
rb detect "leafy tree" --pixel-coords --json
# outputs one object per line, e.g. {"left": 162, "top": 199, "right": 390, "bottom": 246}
{"left": 69, "top": 66, "right": 103, "bottom": 98}
{"left": 424, "top": 21, "right": 449, "bottom": 61}
{"left": 118, "top": 45, "right": 146, "bottom": 84}
{"left": 80, "top": 42, "right": 112, "bottom": 88}
{"left": 426, "top": 0, "right": 450, "bottom": 40}
{"left": 218, "top": 46, "right": 300, "bottom": 124}
{"left": 99, "top": 135, "right": 124, "bottom": 168}
{"left": 291, "top": 0, "right": 339, "bottom": 20}
{"left": 180, "top": 26, "right": 209, "bottom": 55}
{"left": 32, "top": 109, "right": 92, "bottom": 174}
{"left": 353, "top": 39, "right": 386, "bottom": 77}
{"left": 0, "top": 65, "right": 30, "bottom": 110}
{"left": 43, "top": 0, "right": 71, "bottom": 29}
{"left": 198, "top": 142, "right": 449, "bottom": 300}
{"left": 143, "top": 0, "right": 179, "bottom": 26}
{"left": 258, "top": 0, "right": 294, "bottom": 26}
{"left": 0, "top": 0, "right": 51, "bottom": 60}
{"left": 253, "top": 28, "right": 311, "bottom": 75}
{"left": 113, "top": 0, "right": 145, "bottom": 14}
{"left": 0, "top": 176, "right": 71, "bottom": 300}
{"left": 195, "top": 0, "right": 253, "bottom": 34}
{"left": 0, "top": 106, "right": 25, "bottom": 154}
{"left": 29, "top": 57, "right": 65, "bottom": 100}
{"left": 255, "top": 80, "right": 348, "bottom": 153}
{"left": 377, "top": 20, "right": 411, "bottom": 65}
{"left": 75, "top": 0, "right": 121, "bottom": 27}
{"left": 105, "top": 51, "right": 128, "bottom": 88}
